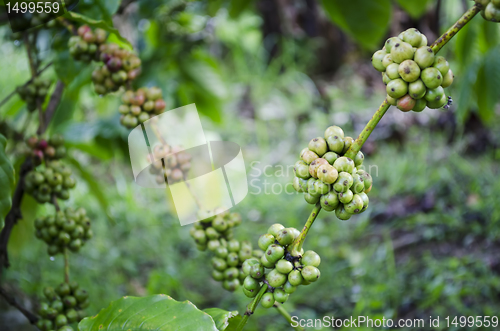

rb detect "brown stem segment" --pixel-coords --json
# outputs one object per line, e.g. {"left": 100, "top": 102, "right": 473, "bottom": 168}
{"left": 289, "top": 202, "right": 322, "bottom": 257}
{"left": 430, "top": 4, "right": 482, "bottom": 54}
{"left": 274, "top": 303, "right": 304, "bottom": 331}
{"left": 64, "top": 248, "right": 70, "bottom": 284}
{"left": 344, "top": 99, "right": 390, "bottom": 159}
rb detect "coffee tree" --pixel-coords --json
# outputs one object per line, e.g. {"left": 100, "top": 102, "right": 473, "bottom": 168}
{"left": 0, "top": 1, "right": 497, "bottom": 330}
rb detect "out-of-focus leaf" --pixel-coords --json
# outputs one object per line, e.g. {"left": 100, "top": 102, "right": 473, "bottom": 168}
{"left": 0, "top": 134, "right": 15, "bottom": 228}
{"left": 454, "top": 21, "right": 478, "bottom": 66}
{"left": 456, "top": 59, "right": 481, "bottom": 124}
{"left": 319, "top": 0, "right": 391, "bottom": 49}
{"left": 396, "top": 0, "right": 432, "bottom": 19}
{"left": 476, "top": 46, "right": 500, "bottom": 124}
{"left": 53, "top": 48, "right": 88, "bottom": 85}
{"left": 95, "top": 0, "right": 121, "bottom": 22}
{"left": 229, "top": 0, "right": 254, "bottom": 18}
{"left": 64, "top": 11, "right": 132, "bottom": 48}
{"left": 78, "top": 295, "right": 219, "bottom": 331}
{"left": 202, "top": 308, "right": 239, "bottom": 331}
{"left": 66, "top": 157, "right": 115, "bottom": 224}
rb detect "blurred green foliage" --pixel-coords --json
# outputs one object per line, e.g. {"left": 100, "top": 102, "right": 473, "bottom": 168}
{"left": 1, "top": 0, "right": 500, "bottom": 330}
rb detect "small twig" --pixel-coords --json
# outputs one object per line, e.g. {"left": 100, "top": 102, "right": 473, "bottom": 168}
{"left": 51, "top": 195, "right": 61, "bottom": 211}
{"left": 64, "top": 248, "right": 70, "bottom": 283}
{"left": 41, "top": 81, "right": 65, "bottom": 134}
{"left": 56, "top": 17, "right": 77, "bottom": 35}
{"left": 289, "top": 202, "right": 322, "bottom": 257}
{"left": 274, "top": 303, "right": 304, "bottom": 331}
{"left": 0, "top": 287, "right": 38, "bottom": 324}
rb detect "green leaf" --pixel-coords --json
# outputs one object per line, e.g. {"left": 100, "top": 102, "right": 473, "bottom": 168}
{"left": 64, "top": 11, "right": 132, "bottom": 48}
{"left": 53, "top": 48, "right": 88, "bottom": 86}
{"left": 319, "top": 0, "right": 391, "bottom": 49}
{"left": 456, "top": 59, "right": 481, "bottom": 124}
{"left": 78, "top": 295, "right": 219, "bottom": 331}
{"left": 66, "top": 157, "right": 115, "bottom": 224}
{"left": 203, "top": 308, "right": 239, "bottom": 331}
{"left": 0, "top": 134, "right": 15, "bottom": 229}
{"left": 395, "top": 0, "right": 432, "bottom": 19}
{"left": 475, "top": 46, "right": 500, "bottom": 124}
{"left": 229, "top": 0, "right": 254, "bottom": 18}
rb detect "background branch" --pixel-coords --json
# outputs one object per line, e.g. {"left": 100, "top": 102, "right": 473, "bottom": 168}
{"left": 0, "top": 287, "right": 38, "bottom": 324}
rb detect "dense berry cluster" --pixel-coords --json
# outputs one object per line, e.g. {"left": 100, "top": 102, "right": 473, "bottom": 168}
{"left": 476, "top": 0, "right": 500, "bottom": 22}
{"left": 242, "top": 224, "right": 321, "bottom": 308}
{"left": 34, "top": 207, "right": 92, "bottom": 255}
{"left": 293, "top": 126, "right": 372, "bottom": 221}
{"left": 68, "top": 25, "right": 108, "bottom": 63}
{"left": 119, "top": 88, "right": 167, "bottom": 128}
{"left": 148, "top": 143, "right": 191, "bottom": 185}
{"left": 24, "top": 134, "right": 66, "bottom": 164}
{"left": 91, "top": 43, "right": 142, "bottom": 95}
{"left": 16, "top": 77, "right": 51, "bottom": 112}
{"left": 190, "top": 210, "right": 263, "bottom": 291}
{"left": 24, "top": 161, "right": 76, "bottom": 203}
{"left": 372, "top": 28, "right": 454, "bottom": 112}
{"left": 36, "top": 282, "right": 89, "bottom": 331}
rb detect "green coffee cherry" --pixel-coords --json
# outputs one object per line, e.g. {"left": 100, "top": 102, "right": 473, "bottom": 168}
{"left": 250, "top": 263, "right": 265, "bottom": 278}
{"left": 265, "top": 244, "right": 285, "bottom": 263}
{"left": 351, "top": 174, "right": 365, "bottom": 194}
{"left": 313, "top": 180, "right": 330, "bottom": 195}
{"left": 293, "top": 177, "right": 308, "bottom": 193}
{"left": 275, "top": 228, "right": 294, "bottom": 246}
{"left": 333, "top": 172, "right": 353, "bottom": 193}
{"left": 421, "top": 67, "right": 443, "bottom": 89}
{"left": 322, "top": 152, "right": 339, "bottom": 165}
{"left": 441, "top": 69, "right": 454, "bottom": 88}
{"left": 267, "top": 269, "right": 288, "bottom": 287}
{"left": 268, "top": 224, "right": 285, "bottom": 237}
{"left": 288, "top": 269, "right": 303, "bottom": 286}
{"left": 384, "top": 37, "right": 402, "bottom": 53}
{"left": 402, "top": 28, "right": 422, "bottom": 47}
{"left": 358, "top": 192, "right": 370, "bottom": 213}
{"left": 427, "top": 94, "right": 447, "bottom": 109}
{"left": 242, "top": 258, "right": 260, "bottom": 276}
{"left": 317, "top": 164, "right": 338, "bottom": 184}
{"left": 302, "top": 250, "right": 321, "bottom": 267}
{"left": 304, "top": 193, "right": 320, "bottom": 205}
{"left": 309, "top": 158, "right": 329, "bottom": 178}
{"left": 301, "top": 266, "right": 320, "bottom": 282}
{"left": 338, "top": 190, "right": 353, "bottom": 204}
{"left": 261, "top": 292, "right": 275, "bottom": 308}
{"left": 294, "top": 161, "right": 311, "bottom": 179}
{"left": 55, "top": 314, "right": 68, "bottom": 327}
{"left": 227, "top": 252, "right": 239, "bottom": 267}
{"left": 284, "top": 281, "right": 297, "bottom": 294}
{"left": 385, "top": 63, "right": 400, "bottom": 80}
{"left": 274, "top": 288, "right": 289, "bottom": 304}
{"left": 333, "top": 157, "right": 355, "bottom": 173}
{"left": 212, "top": 257, "right": 227, "bottom": 271}
{"left": 324, "top": 125, "right": 344, "bottom": 139}
{"left": 372, "top": 50, "right": 386, "bottom": 72}
{"left": 227, "top": 239, "right": 240, "bottom": 252}
{"left": 412, "top": 98, "right": 427, "bottom": 112}
{"left": 387, "top": 95, "right": 397, "bottom": 106}
{"left": 258, "top": 234, "right": 276, "bottom": 251}
{"left": 300, "top": 149, "right": 319, "bottom": 164}
{"left": 398, "top": 60, "right": 421, "bottom": 83}
{"left": 344, "top": 194, "right": 364, "bottom": 214}
{"left": 320, "top": 192, "right": 340, "bottom": 210}
{"left": 275, "top": 259, "right": 294, "bottom": 274}
{"left": 335, "top": 205, "right": 351, "bottom": 221}
{"left": 223, "top": 279, "right": 240, "bottom": 292}
{"left": 261, "top": 254, "right": 275, "bottom": 268}
{"left": 382, "top": 54, "right": 393, "bottom": 68}
{"left": 326, "top": 135, "right": 344, "bottom": 154}
{"left": 354, "top": 151, "right": 364, "bottom": 167}
{"left": 342, "top": 137, "right": 354, "bottom": 154}
{"left": 224, "top": 267, "right": 239, "bottom": 280}
{"left": 433, "top": 56, "right": 450, "bottom": 76}
{"left": 484, "top": 2, "right": 500, "bottom": 21}
{"left": 243, "top": 287, "right": 257, "bottom": 298}
{"left": 408, "top": 79, "right": 427, "bottom": 99}
{"left": 308, "top": 137, "right": 328, "bottom": 156}
{"left": 424, "top": 86, "right": 445, "bottom": 103}
{"left": 243, "top": 276, "right": 260, "bottom": 291}
{"left": 382, "top": 72, "right": 391, "bottom": 85}
{"left": 386, "top": 78, "right": 408, "bottom": 99}
{"left": 391, "top": 41, "right": 414, "bottom": 64}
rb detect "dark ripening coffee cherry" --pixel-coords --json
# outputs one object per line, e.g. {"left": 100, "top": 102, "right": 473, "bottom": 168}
{"left": 397, "top": 95, "right": 416, "bottom": 112}
{"left": 324, "top": 125, "right": 344, "bottom": 139}
{"left": 308, "top": 137, "right": 328, "bottom": 156}
{"left": 261, "top": 292, "right": 275, "bottom": 308}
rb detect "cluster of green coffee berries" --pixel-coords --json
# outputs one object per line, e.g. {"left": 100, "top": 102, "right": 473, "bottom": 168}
{"left": 16, "top": 77, "right": 51, "bottom": 112}
{"left": 9, "top": 9, "right": 57, "bottom": 32}
{"left": 68, "top": 25, "right": 107, "bottom": 63}
{"left": 293, "top": 126, "right": 372, "bottom": 221}
{"left": 24, "top": 134, "right": 66, "bottom": 164}
{"left": 372, "top": 28, "right": 454, "bottom": 112}
{"left": 34, "top": 207, "right": 92, "bottom": 255}
{"left": 476, "top": 0, "right": 500, "bottom": 22}
{"left": 190, "top": 210, "right": 263, "bottom": 291}
{"left": 241, "top": 224, "right": 321, "bottom": 308}
{"left": 24, "top": 161, "right": 76, "bottom": 203}
{"left": 91, "top": 43, "right": 142, "bottom": 95}
{"left": 119, "top": 87, "right": 167, "bottom": 128}
{"left": 36, "top": 282, "right": 89, "bottom": 331}
{"left": 148, "top": 143, "right": 191, "bottom": 185}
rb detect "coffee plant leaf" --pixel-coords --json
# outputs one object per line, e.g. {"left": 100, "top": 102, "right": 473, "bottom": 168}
{"left": 78, "top": 295, "right": 220, "bottom": 331}
{"left": 396, "top": 0, "right": 433, "bottom": 19}
{"left": 203, "top": 308, "right": 240, "bottom": 331}
{"left": 0, "top": 134, "right": 15, "bottom": 229}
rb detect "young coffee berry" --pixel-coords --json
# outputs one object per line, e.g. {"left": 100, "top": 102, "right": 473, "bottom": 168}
{"left": 212, "top": 257, "right": 227, "bottom": 271}
{"left": 421, "top": 67, "right": 443, "bottom": 89}
{"left": 56, "top": 283, "right": 71, "bottom": 296}
{"left": 313, "top": 180, "right": 330, "bottom": 195}
{"left": 333, "top": 157, "right": 355, "bottom": 173}
{"left": 441, "top": 69, "right": 454, "bottom": 88}
{"left": 304, "top": 193, "right": 320, "bottom": 204}
{"left": 433, "top": 56, "right": 450, "bottom": 76}
{"left": 243, "top": 275, "right": 260, "bottom": 291}
{"left": 351, "top": 173, "right": 365, "bottom": 194}
{"left": 223, "top": 279, "right": 240, "bottom": 292}
{"left": 261, "top": 292, "right": 275, "bottom": 308}
{"left": 308, "top": 137, "right": 328, "bottom": 156}
{"left": 258, "top": 233, "right": 276, "bottom": 251}
{"left": 427, "top": 94, "right": 447, "bottom": 109}
{"left": 344, "top": 194, "right": 364, "bottom": 214}
{"left": 391, "top": 42, "right": 414, "bottom": 64}
{"left": 384, "top": 37, "right": 402, "bottom": 53}
{"left": 227, "top": 252, "right": 239, "bottom": 267}
{"left": 275, "top": 259, "right": 294, "bottom": 274}
{"left": 382, "top": 54, "right": 393, "bottom": 68}
{"left": 243, "top": 287, "right": 257, "bottom": 298}
{"left": 386, "top": 78, "right": 408, "bottom": 99}
{"left": 55, "top": 314, "right": 68, "bottom": 327}
{"left": 215, "top": 246, "right": 228, "bottom": 259}
{"left": 284, "top": 281, "right": 297, "bottom": 294}
{"left": 320, "top": 192, "right": 340, "bottom": 210}
{"left": 335, "top": 205, "right": 352, "bottom": 221}
{"left": 309, "top": 158, "right": 329, "bottom": 178}
{"left": 66, "top": 308, "right": 79, "bottom": 323}
{"left": 224, "top": 267, "right": 239, "bottom": 280}
{"left": 338, "top": 189, "right": 354, "bottom": 204}
{"left": 402, "top": 28, "right": 423, "bottom": 47}
{"left": 267, "top": 223, "right": 285, "bottom": 237}
{"left": 358, "top": 192, "right": 370, "bottom": 213}
{"left": 212, "top": 269, "right": 225, "bottom": 281}
{"left": 397, "top": 94, "right": 416, "bottom": 112}
{"left": 261, "top": 254, "right": 276, "bottom": 268}
{"left": 371, "top": 50, "right": 386, "bottom": 72}
{"left": 74, "top": 288, "right": 88, "bottom": 302}
{"left": 36, "top": 319, "right": 53, "bottom": 331}
{"left": 322, "top": 152, "right": 339, "bottom": 165}
{"left": 408, "top": 79, "right": 426, "bottom": 99}
{"left": 275, "top": 228, "right": 294, "bottom": 246}
{"left": 414, "top": 46, "right": 435, "bottom": 69}
{"left": 43, "top": 286, "right": 57, "bottom": 301}
{"left": 63, "top": 295, "right": 77, "bottom": 308}
{"left": 207, "top": 240, "right": 221, "bottom": 251}
{"left": 212, "top": 217, "right": 228, "bottom": 232}
{"left": 273, "top": 288, "right": 289, "bottom": 304}
{"left": 317, "top": 164, "right": 338, "bottom": 184}
{"left": 249, "top": 263, "right": 264, "bottom": 279}
{"left": 227, "top": 239, "right": 240, "bottom": 252}
{"left": 326, "top": 135, "right": 344, "bottom": 154}
{"left": 357, "top": 170, "right": 373, "bottom": 190}
{"left": 266, "top": 244, "right": 285, "bottom": 263}
{"left": 192, "top": 229, "right": 207, "bottom": 245}
{"left": 324, "top": 125, "right": 344, "bottom": 139}
{"left": 333, "top": 172, "right": 353, "bottom": 193}
{"left": 354, "top": 151, "right": 364, "bottom": 167}
{"left": 267, "top": 269, "right": 287, "bottom": 288}
{"left": 412, "top": 98, "right": 427, "bottom": 112}
{"left": 424, "top": 86, "right": 445, "bottom": 103}
{"left": 288, "top": 269, "right": 303, "bottom": 286}
{"left": 398, "top": 60, "right": 421, "bottom": 83}
{"left": 294, "top": 161, "right": 311, "bottom": 179}
{"left": 301, "top": 266, "right": 320, "bottom": 282}
{"left": 302, "top": 250, "right": 321, "bottom": 267}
